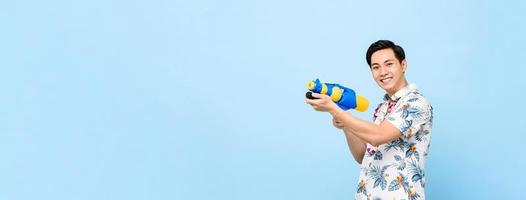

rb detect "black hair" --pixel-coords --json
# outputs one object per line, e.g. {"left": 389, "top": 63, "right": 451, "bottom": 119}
{"left": 366, "top": 40, "right": 405, "bottom": 67}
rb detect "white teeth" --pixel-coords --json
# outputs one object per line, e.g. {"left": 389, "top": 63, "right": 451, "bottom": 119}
{"left": 381, "top": 77, "right": 392, "bottom": 84}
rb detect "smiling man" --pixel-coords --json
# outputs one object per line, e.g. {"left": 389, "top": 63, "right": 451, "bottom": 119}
{"left": 306, "top": 40, "right": 433, "bottom": 200}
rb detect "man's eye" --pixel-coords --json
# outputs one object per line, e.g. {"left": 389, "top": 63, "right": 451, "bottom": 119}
{"left": 387, "top": 63, "right": 393, "bottom": 66}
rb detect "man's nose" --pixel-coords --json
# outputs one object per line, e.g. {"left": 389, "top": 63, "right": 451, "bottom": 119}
{"left": 379, "top": 66, "right": 388, "bottom": 76}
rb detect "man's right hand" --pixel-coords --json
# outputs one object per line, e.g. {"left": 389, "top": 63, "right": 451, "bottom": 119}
{"left": 332, "top": 117, "right": 345, "bottom": 129}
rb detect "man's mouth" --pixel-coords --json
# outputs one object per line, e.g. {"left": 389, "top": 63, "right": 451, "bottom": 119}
{"left": 380, "top": 77, "right": 393, "bottom": 84}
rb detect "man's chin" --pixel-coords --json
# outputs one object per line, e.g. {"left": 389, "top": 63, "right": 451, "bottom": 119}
{"left": 376, "top": 82, "right": 396, "bottom": 93}
{"left": 380, "top": 84, "right": 392, "bottom": 91}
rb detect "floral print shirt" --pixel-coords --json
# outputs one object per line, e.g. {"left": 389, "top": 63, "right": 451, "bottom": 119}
{"left": 356, "top": 84, "right": 433, "bottom": 200}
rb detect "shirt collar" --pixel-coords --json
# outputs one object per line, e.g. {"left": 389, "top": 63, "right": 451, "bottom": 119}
{"left": 383, "top": 83, "right": 418, "bottom": 102}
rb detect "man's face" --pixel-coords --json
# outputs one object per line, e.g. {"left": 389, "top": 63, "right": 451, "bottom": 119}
{"left": 370, "top": 48, "right": 407, "bottom": 96}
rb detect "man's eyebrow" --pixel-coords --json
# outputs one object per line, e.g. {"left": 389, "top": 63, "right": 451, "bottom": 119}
{"left": 384, "top": 59, "right": 394, "bottom": 63}
{"left": 372, "top": 59, "right": 394, "bottom": 66}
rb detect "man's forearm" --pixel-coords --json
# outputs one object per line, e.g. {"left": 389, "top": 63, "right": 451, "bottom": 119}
{"left": 333, "top": 107, "right": 403, "bottom": 147}
{"left": 342, "top": 128, "right": 366, "bottom": 164}
{"left": 332, "top": 109, "right": 382, "bottom": 146}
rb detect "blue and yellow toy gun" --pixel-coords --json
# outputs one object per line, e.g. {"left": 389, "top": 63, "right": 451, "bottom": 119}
{"left": 306, "top": 78, "right": 369, "bottom": 112}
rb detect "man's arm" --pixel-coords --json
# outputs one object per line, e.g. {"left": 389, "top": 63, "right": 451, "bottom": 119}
{"left": 306, "top": 92, "right": 402, "bottom": 147}
{"left": 333, "top": 118, "right": 366, "bottom": 164}
{"left": 343, "top": 128, "right": 366, "bottom": 164}
{"left": 333, "top": 109, "right": 401, "bottom": 147}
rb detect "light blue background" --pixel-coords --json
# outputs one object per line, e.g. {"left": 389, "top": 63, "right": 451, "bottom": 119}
{"left": 1, "top": 0, "right": 525, "bottom": 199}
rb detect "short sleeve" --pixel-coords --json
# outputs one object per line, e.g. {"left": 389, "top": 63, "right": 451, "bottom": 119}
{"left": 385, "top": 95, "right": 432, "bottom": 138}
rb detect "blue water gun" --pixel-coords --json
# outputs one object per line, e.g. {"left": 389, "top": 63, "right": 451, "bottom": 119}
{"left": 306, "top": 78, "right": 369, "bottom": 112}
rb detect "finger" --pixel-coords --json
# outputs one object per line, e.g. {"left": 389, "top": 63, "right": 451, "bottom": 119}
{"left": 305, "top": 98, "right": 317, "bottom": 105}
{"left": 305, "top": 100, "right": 320, "bottom": 109}
{"left": 333, "top": 121, "right": 344, "bottom": 128}
{"left": 314, "top": 94, "right": 333, "bottom": 103}
{"left": 305, "top": 98, "right": 324, "bottom": 105}
{"left": 311, "top": 92, "right": 324, "bottom": 98}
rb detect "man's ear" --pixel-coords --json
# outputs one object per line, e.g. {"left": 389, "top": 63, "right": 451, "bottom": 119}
{"left": 401, "top": 59, "right": 407, "bottom": 73}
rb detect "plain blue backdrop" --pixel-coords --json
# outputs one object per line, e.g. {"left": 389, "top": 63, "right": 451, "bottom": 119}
{"left": 1, "top": 0, "right": 525, "bottom": 199}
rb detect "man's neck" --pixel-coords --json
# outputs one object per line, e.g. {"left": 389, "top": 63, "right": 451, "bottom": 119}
{"left": 387, "top": 80, "right": 409, "bottom": 98}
